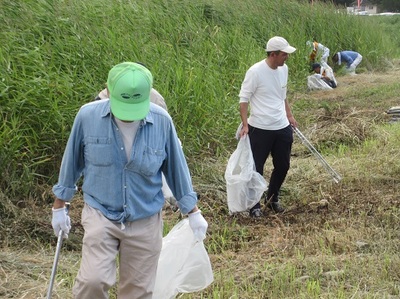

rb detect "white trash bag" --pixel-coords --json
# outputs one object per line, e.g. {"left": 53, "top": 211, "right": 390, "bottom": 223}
{"left": 307, "top": 74, "right": 333, "bottom": 91}
{"left": 153, "top": 219, "right": 214, "bottom": 299}
{"left": 162, "top": 173, "right": 178, "bottom": 211}
{"left": 224, "top": 135, "right": 268, "bottom": 214}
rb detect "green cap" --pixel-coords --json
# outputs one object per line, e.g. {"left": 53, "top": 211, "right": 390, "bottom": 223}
{"left": 107, "top": 62, "right": 153, "bottom": 121}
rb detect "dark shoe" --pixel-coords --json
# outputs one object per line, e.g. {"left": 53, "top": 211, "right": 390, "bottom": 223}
{"left": 249, "top": 208, "right": 263, "bottom": 218}
{"left": 266, "top": 202, "right": 285, "bottom": 213}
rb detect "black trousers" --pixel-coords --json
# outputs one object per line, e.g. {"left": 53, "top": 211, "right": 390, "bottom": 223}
{"left": 248, "top": 124, "right": 293, "bottom": 210}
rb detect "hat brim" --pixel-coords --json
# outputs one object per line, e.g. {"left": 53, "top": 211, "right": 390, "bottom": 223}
{"left": 110, "top": 98, "right": 150, "bottom": 121}
{"left": 281, "top": 45, "right": 296, "bottom": 54}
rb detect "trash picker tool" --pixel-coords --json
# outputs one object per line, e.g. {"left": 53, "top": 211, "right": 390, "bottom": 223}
{"left": 46, "top": 203, "right": 70, "bottom": 299}
{"left": 293, "top": 127, "right": 342, "bottom": 183}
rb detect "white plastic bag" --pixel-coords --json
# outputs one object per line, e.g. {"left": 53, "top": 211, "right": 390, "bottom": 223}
{"left": 320, "top": 62, "right": 338, "bottom": 87}
{"left": 307, "top": 74, "right": 333, "bottom": 90}
{"left": 161, "top": 173, "right": 174, "bottom": 199}
{"left": 162, "top": 173, "right": 178, "bottom": 210}
{"left": 153, "top": 219, "right": 213, "bottom": 299}
{"left": 224, "top": 136, "right": 268, "bottom": 214}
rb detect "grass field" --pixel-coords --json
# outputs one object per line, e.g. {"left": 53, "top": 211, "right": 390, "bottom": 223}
{"left": 2, "top": 65, "right": 400, "bottom": 299}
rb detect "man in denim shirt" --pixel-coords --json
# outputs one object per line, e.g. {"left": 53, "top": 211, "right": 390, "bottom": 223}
{"left": 96, "top": 77, "right": 179, "bottom": 211}
{"left": 51, "top": 62, "right": 208, "bottom": 299}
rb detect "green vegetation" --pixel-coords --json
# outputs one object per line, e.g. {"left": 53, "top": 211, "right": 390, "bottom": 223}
{"left": 1, "top": 0, "right": 399, "bottom": 197}
{"left": 1, "top": 0, "right": 399, "bottom": 298}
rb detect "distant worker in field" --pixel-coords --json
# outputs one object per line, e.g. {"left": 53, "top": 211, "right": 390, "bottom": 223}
{"left": 307, "top": 40, "right": 330, "bottom": 64}
{"left": 238, "top": 36, "right": 298, "bottom": 218}
{"left": 332, "top": 50, "right": 363, "bottom": 75}
{"left": 307, "top": 62, "right": 337, "bottom": 90}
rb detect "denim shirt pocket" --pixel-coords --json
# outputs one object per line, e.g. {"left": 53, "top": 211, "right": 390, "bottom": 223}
{"left": 138, "top": 145, "right": 165, "bottom": 176}
{"left": 84, "top": 137, "right": 113, "bottom": 166}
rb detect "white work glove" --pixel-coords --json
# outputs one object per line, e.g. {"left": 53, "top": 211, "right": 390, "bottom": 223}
{"left": 188, "top": 210, "right": 208, "bottom": 242}
{"left": 51, "top": 207, "right": 71, "bottom": 238}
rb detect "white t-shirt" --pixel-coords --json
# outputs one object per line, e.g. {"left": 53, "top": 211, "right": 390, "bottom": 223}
{"left": 315, "top": 42, "right": 330, "bottom": 63}
{"left": 114, "top": 118, "right": 140, "bottom": 161}
{"left": 239, "top": 60, "right": 290, "bottom": 130}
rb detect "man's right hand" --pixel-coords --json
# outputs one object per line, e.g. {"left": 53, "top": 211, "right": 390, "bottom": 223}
{"left": 51, "top": 207, "right": 71, "bottom": 238}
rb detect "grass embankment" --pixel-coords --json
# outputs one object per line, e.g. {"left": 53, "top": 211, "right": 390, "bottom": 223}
{"left": 1, "top": 0, "right": 400, "bottom": 298}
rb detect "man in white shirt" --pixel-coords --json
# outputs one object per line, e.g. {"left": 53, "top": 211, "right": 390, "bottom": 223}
{"left": 238, "top": 36, "right": 298, "bottom": 217}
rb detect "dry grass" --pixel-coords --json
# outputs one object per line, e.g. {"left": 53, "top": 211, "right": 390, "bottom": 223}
{"left": 1, "top": 66, "right": 400, "bottom": 298}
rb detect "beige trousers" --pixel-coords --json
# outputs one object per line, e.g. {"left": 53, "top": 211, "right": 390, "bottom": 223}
{"left": 72, "top": 204, "right": 163, "bottom": 299}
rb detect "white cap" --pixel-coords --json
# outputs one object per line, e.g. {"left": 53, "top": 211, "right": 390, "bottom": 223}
{"left": 266, "top": 36, "right": 296, "bottom": 54}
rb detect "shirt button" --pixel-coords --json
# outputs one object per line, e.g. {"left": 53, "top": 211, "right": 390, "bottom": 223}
{"left": 121, "top": 147, "right": 124, "bottom": 150}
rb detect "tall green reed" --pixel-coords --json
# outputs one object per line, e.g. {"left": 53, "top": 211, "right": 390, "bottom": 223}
{"left": 0, "top": 0, "right": 398, "bottom": 200}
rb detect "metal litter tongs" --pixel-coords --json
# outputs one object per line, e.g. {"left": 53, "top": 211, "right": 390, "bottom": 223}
{"left": 293, "top": 127, "right": 342, "bottom": 183}
{"left": 46, "top": 203, "right": 70, "bottom": 299}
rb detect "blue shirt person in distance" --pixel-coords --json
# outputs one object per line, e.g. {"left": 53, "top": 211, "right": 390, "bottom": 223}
{"left": 332, "top": 50, "right": 363, "bottom": 75}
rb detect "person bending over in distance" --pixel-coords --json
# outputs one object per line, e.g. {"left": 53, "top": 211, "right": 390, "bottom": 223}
{"left": 332, "top": 50, "right": 363, "bottom": 75}
{"left": 51, "top": 62, "right": 208, "bottom": 299}
{"left": 307, "top": 40, "right": 330, "bottom": 64}
{"left": 238, "top": 36, "right": 298, "bottom": 218}
{"left": 311, "top": 62, "right": 337, "bottom": 88}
